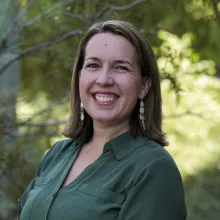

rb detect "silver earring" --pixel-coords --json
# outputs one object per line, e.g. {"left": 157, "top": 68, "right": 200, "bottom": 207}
{"left": 139, "top": 99, "right": 146, "bottom": 130}
{"left": 80, "top": 102, "right": 84, "bottom": 123}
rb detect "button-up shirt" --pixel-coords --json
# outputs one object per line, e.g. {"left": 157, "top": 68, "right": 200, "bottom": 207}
{"left": 18, "top": 130, "right": 187, "bottom": 220}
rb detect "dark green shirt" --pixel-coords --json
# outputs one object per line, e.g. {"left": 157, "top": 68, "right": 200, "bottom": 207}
{"left": 18, "top": 130, "right": 187, "bottom": 220}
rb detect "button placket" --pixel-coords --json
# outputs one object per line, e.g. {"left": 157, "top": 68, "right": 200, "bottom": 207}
{"left": 44, "top": 148, "right": 80, "bottom": 220}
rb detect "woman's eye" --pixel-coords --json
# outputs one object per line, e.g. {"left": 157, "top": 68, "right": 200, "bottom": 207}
{"left": 85, "top": 63, "right": 99, "bottom": 69}
{"left": 115, "top": 66, "right": 129, "bottom": 71}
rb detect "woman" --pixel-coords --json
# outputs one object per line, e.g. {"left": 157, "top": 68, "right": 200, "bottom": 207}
{"left": 18, "top": 20, "right": 187, "bottom": 220}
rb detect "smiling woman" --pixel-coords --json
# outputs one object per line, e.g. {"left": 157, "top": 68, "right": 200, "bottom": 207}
{"left": 18, "top": 20, "right": 187, "bottom": 220}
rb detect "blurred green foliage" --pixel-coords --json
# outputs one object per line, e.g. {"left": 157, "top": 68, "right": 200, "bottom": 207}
{"left": 0, "top": 0, "right": 220, "bottom": 219}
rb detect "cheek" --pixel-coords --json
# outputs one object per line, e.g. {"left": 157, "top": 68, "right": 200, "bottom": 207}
{"left": 79, "top": 72, "right": 94, "bottom": 99}
{"left": 79, "top": 72, "right": 89, "bottom": 90}
{"left": 79, "top": 70, "right": 94, "bottom": 84}
{"left": 120, "top": 78, "right": 142, "bottom": 97}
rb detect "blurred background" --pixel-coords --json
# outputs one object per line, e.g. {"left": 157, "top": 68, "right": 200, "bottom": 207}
{"left": 0, "top": 0, "right": 219, "bottom": 219}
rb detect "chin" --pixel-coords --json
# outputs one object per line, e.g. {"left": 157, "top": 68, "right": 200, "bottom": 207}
{"left": 93, "top": 117, "right": 115, "bottom": 123}
{"left": 91, "top": 115, "right": 117, "bottom": 124}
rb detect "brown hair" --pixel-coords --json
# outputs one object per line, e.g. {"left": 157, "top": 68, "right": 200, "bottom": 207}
{"left": 63, "top": 20, "right": 168, "bottom": 147}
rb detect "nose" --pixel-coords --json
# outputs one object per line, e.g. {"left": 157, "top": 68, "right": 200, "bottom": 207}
{"left": 96, "top": 68, "right": 113, "bottom": 86}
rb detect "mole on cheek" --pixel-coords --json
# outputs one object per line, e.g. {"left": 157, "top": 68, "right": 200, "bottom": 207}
{"left": 105, "top": 44, "right": 108, "bottom": 46}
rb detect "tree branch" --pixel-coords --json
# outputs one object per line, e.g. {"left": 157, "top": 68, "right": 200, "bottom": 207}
{"left": 24, "top": 0, "right": 73, "bottom": 28}
{"left": 2, "top": 0, "right": 74, "bottom": 45}
{"left": 50, "top": 11, "right": 87, "bottom": 21}
{"left": 94, "top": 0, "right": 147, "bottom": 20}
{"left": 2, "top": 0, "right": 35, "bottom": 41}
{"left": 20, "top": 120, "right": 67, "bottom": 127}
{"left": 15, "top": 100, "right": 68, "bottom": 127}
{"left": 0, "top": 29, "right": 83, "bottom": 75}
{"left": 24, "top": 53, "right": 72, "bottom": 65}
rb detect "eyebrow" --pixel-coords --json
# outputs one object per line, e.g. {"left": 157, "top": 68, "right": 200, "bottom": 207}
{"left": 114, "top": 60, "right": 133, "bottom": 66}
{"left": 85, "top": 57, "right": 133, "bottom": 66}
{"left": 85, "top": 57, "right": 100, "bottom": 61}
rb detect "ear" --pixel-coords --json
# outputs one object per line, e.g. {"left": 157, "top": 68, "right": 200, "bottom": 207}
{"left": 138, "top": 77, "right": 151, "bottom": 99}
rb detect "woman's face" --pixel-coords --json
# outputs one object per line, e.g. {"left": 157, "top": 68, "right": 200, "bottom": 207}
{"left": 79, "top": 33, "right": 150, "bottom": 128}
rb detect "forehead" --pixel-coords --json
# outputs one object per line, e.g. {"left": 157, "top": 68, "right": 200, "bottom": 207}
{"left": 84, "top": 33, "right": 137, "bottom": 60}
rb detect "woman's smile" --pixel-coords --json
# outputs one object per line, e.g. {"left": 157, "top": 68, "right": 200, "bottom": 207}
{"left": 93, "top": 93, "right": 119, "bottom": 105}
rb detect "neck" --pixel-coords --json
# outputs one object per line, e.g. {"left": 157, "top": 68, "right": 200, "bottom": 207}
{"left": 91, "top": 121, "right": 130, "bottom": 147}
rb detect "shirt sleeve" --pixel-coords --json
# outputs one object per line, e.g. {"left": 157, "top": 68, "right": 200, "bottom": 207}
{"left": 117, "top": 156, "right": 187, "bottom": 220}
{"left": 18, "top": 141, "right": 61, "bottom": 213}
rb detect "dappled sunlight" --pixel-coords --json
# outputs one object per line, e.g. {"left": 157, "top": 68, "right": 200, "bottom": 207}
{"left": 162, "top": 72, "right": 220, "bottom": 178}
{"left": 185, "top": 0, "right": 215, "bottom": 19}
{"left": 158, "top": 30, "right": 194, "bottom": 56}
{"left": 17, "top": 92, "right": 49, "bottom": 120}
{"left": 159, "top": 30, "right": 220, "bottom": 182}
{"left": 17, "top": 92, "right": 68, "bottom": 122}
{"left": 16, "top": 91, "right": 69, "bottom": 138}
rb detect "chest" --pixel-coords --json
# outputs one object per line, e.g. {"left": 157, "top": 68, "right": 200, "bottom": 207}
{"left": 19, "top": 147, "right": 132, "bottom": 220}
{"left": 62, "top": 145, "right": 102, "bottom": 187}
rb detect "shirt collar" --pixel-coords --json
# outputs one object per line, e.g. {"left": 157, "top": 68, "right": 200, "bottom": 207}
{"left": 103, "top": 130, "right": 148, "bottom": 161}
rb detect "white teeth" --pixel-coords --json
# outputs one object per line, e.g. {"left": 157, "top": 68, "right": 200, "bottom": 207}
{"left": 95, "top": 94, "right": 117, "bottom": 103}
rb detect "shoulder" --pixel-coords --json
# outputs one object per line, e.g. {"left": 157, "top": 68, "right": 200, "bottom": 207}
{"left": 130, "top": 139, "right": 182, "bottom": 180}
{"left": 46, "top": 138, "right": 76, "bottom": 155}
{"left": 133, "top": 139, "right": 176, "bottom": 165}
{"left": 125, "top": 140, "right": 187, "bottom": 220}
{"left": 38, "top": 138, "right": 77, "bottom": 175}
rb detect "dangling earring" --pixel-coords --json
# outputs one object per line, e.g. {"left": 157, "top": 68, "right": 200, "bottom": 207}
{"left": 80, "top": 102, "right": 84, "bottom": 124}
{"left": 139, "top": 99, "right": 146, "bottom": 130}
